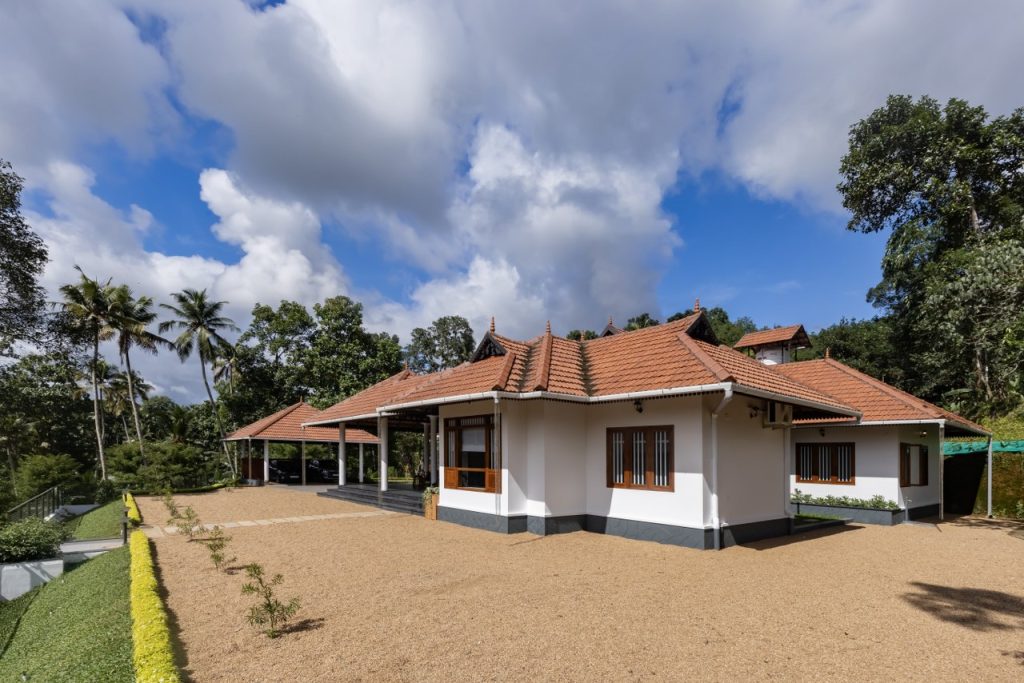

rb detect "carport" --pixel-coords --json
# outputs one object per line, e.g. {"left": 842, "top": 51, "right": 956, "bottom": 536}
{"left": 224, "top": 400, "right": 379, "bottom": 485}
{"left": 944, "top": 438, "right": 1024, "bottom": 517}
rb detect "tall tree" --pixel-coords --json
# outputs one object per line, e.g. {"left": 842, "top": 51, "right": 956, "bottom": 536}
{"left": 566, "top": 329, "right": 598, "bottom": 341}
{"left": 404, "top": 316, "right": 475, "bottom": 373}
{"left": 0, "top": 159, "right": 48, "bottom": 354}
{"left": 108, "top": 285, "right": 167, "bottom": 459}
{"left": 838, "top": 95, "right": 1024, "bottom": 413}
{"left": 625, "top": 313, "right": 659, "bottom": 330}
{"left": 160, "top": 289, "right": 238, "bottom": 474}
{"left": 59, "top": 267, "right": 116, "bottom": 479}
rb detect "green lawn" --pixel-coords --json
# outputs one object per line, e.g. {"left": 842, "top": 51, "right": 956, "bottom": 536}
{"left": 67, "top": 500, "right": 125, "bottom": 540}
{"left": 0, "top": 546, "right": 133, "bottom": 682}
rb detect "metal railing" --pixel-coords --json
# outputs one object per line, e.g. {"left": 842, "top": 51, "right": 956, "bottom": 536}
{"left": 5, "top": 486, "right": 63, "bottom": 522}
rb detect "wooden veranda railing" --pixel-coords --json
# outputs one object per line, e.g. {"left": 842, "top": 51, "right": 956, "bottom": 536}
{"left": 5, "top": 486, "right": 63, "bottom": 522}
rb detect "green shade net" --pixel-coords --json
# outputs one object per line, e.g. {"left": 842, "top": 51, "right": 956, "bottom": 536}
{"left": 943, "top": 440, "right": 1024, "bottom": 455}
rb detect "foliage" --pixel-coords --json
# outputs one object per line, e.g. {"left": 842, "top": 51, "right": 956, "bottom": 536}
{"left": 124, "top": 492, "right": 142, "bottom": 526}
{"left": 200, "top": 525, "right": 235, "bottom": 571}
{"left": 625, "top": 312, "right": 659, "bottom": 330}
{"left": 129, "top": 531, "right": 182, "bottom": 683}
{"left": 0, "top": 545, "right": 133, "bottom": 682}
{"left": 13, "top": 454, "right": 81, "bottom": 501}
{"left": 68, "top": 500, "right": 125, "bottom": 541}
{"left": 162, "top": 491, "right": 179, "bottom": 521}
{"left": 94, "top": 478, "right": 118, "bottom": 504}
{"left": 0, "top": 518, "right": 67, "bottom": 562}
{"left": 421, "top": 486, "right": 439, "bottom": 505}
{"left": 565, "top": 329, "right": 598, "bottom": 341}
{"left": 667, "top": 306, "right": 756, "bottom": 347}
{"left": 838, "top": 95, "right": 1024, "bottom": 416}
{"left": 810, "top": 317, "right": 903, "bottom": 383}
{"left": 241, "top": 563, "right": 301, "bottom": 638}
{"left": 0, "top": 159, "right": 48, "bottom": 354}
{"left": 791, "top": 489, "right": 899, "bottom": 510}
{"left": 107, "top": 440, "right": 215, "bottom": 493}
{"left": 404, "top": 315, "right": 475, "bottom": 373}
{"left": 974, "top": 452, "right": 1024, "bottom": 519}
{"left": 172, "top": 506, "right": 204, "bottom": 540}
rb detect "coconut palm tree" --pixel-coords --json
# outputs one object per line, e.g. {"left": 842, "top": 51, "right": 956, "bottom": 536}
{"left": 159, "top": 289, "right": 238, "bottom": 475}
{"left": 108, "top": 286, "right": 168, "bottom": 458}
{"left": 59, "top": 267, "right": 116, "bottom": 479}
{"left": 106, "top": 369, "right": 153, "bottom": 444}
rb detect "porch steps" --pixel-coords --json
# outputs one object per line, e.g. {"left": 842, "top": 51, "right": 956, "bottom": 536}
{"left": 318, "top": 485, "right": 424, "bottom": 515}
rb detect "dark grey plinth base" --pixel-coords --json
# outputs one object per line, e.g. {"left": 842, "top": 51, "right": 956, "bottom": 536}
{"left": 437, "top": 507, "right": 526, "bottom": 533}
{"left": 907, "top": 503, "right": 940, "bottom": 520}
{"left": 438, "top": 507, "right": 793, "bottom": 549}
{"left": 720, "top": 518, "right": 791, "bottom": 548}
{"left": 795, "top": 503, "right": 904, "bottom": 525}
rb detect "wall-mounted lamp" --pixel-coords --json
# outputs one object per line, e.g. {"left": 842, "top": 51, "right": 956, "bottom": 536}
{"left": 819, "top": 428, "right": 826, "bottom": 437}
{"left": 633, "top": 400, "right": 644, "bottom": 414}
{"left": 748, "top": 405, "right": 761, "bottom": 419}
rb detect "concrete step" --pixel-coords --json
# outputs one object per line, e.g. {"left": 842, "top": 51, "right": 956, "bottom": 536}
{"left": 318, "top": 487, "right": 424, "bottom": 515}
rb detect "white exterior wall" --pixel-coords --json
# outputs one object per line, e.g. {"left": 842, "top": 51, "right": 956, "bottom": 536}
{"left": 584, "top": 396, "right": 705, "bottom": 528}
{"left": 790, "top": 425, "right": 901, "bottom": 504}
{"left": 540, "top": 402, "right": 588, "bottom": 517}
{"left": 715, "top": 398, "right": 787, "bottom": 525}
{"left": 438, "top": 400, "right": 507, "bottom": 516}
{"left": 896, "top": 423, "right": 941, "bottom": 509}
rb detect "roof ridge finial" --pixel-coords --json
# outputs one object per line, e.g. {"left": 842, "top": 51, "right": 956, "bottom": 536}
{"left": 825, "top": 346, "right": 831, "bottom": 359}
{"left": 608, "top": 315, "right": 614, "bottom": 326}
{"left": 490, "top": 316, "right": 495, "bottom": 334}
{"left": 694, "top": 297, "right": 701, "bottom": 313}
{"left": 545, "top": 320, "right": 551, "bottom": 335}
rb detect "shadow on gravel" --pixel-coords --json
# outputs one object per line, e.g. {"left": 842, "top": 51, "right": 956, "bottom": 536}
{"left": 280, "top": 617, "right": 325, "bottom": 635}
{"left": 902, "top": 582, "right": 1024, "bottom": 632}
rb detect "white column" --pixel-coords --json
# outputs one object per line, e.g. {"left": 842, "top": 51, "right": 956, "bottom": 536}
{"left": 300, "top": 441, "right": 306, "bottom": 486}
{"left": 938, "top": 422, "right": 945, "bottom": 521}
{"left": 379, "top": 416, "right": 389, "bottom": 492}
{"left": 263, "top": 440, "right": 270, "bottom": 483}
{"left": 428, "top": 415, "right": 438, "bottom": 486}
{"left": 783, "top": 426, "right": 793, "bottom": 518}
{"left": 358, "top": 443, "right": 365, "bottom": 483}
{"left": 338, "top": 424, "right": 347, "bottom": 487}
{"left": 422, "top": 422, "right": 430, "bottom": 481}
{"left": 987, "top": 437, "right": 994, "bottom": 518}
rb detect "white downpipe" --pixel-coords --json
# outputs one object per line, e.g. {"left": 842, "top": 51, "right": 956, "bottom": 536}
{"left": 358, "top": 443, "right": 365, "bottom": 483}
{"left": 379, "top": 416, "right": 389, "bottom": 493}
{"left": 938, "top": 422, "right": 945, "bottom": 521}
{"left": 710, "top": 386, "right": 734, "bottom": 551}
{"left": 987, "top": 437, "right": 994, "bottom": 518}
{"left": 783, "top": 426, "right": 793, "bottom": 518}
{"left": 494, "top": 397, "right": 501, "bottom": 517}
{"left": 338, "top": 424, "right": 347, "bottom": 487}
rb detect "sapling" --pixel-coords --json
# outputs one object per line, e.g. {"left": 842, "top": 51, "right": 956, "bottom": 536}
{"left": 173, "top": 506, "right": 205, "bottom": 540}
{"left": 162, "top": 491, "right": 180, "bottom": 523}
{"left": 241, "top": 563, "right": 301, "bottom": 638}
{"left": 202, "top": 525, "right": 235, "bottom": 570}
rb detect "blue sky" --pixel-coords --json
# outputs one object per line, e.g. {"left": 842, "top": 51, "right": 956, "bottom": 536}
{"left": 4, "top": 0, "right": 1021, "bottom": 399}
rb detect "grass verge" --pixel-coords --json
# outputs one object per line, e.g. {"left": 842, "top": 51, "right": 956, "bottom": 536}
{"left": 67, "top": 500, "right": 125, "bottom": 540}
{"left": 0, "top": 546, "right": 133, "bottom": 682}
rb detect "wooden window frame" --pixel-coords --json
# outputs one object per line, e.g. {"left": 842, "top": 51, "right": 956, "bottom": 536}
{"left": 443, "top": 415, "right": 500, "bottom": 493}
{"left": 795, "top": 442, "right": 856, "bottom": 485}
{"left": 899, "top": 443, "right": 929, "bottom": 487}
{"left": 606, "top": 426, "right": 674, "bottom": 492}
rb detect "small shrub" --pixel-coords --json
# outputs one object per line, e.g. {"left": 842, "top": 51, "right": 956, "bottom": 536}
{"left": 172, "top": 506, "right": 205, "bottom": 540}
{"left": 94, "top": 478, "right": 118, "bottom": 505}
{"left": 421, "top": 486, "right": 438, "bottom": 505}
{"left": 200, "top": 526, "right": 235, "bottom": 571}
{"left": 241, "top": 563, "right": 300, "bottom": 638}
{"left": 790, "top": 490, "right": 899, "bottom": 510}
{"left": 0, "top": 517, "right": 68, "bottom": 563}
{"left": 161, "top": 491, "right": 179, "bottom": 522}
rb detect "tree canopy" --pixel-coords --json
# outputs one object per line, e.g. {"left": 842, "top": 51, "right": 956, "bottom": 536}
{"left": 404, "top": 316, "right": 475, "bottom": 373}
{"left": 0, "top": 159, "right": 47, "bottom": 354}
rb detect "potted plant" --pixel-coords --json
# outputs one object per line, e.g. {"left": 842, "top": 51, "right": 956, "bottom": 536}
{"left": 422, "top": 486, "right": 439, "bottom": 521}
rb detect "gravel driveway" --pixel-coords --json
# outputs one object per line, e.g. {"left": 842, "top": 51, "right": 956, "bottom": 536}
{"left": 138, "top": 487, "right": 1024, "bottom": 682}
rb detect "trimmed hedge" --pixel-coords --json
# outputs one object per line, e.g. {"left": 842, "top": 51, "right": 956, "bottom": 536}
{"left": 0, "top": 518, "right": 67, "bottom": 563}
{"left": 124, "top": 493, "right": 142, "bottom": 526}
{"left": 129, "top": 531, "right": 180, "bottom": 683}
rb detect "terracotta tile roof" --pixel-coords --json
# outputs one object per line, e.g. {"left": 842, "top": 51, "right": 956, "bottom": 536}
{"left": 226, "top": 402, "right": 378, "bottom": 443}
{"left": 303, "top": 369, "right": 435, "bottom": 424}
{"left": 734, "top": 324, "right": 810, "bottom": 349}
{"left": 773, "top": 359, "right": 988, "bottom": 434}
{"left": 310, "top": 312, "right": 858, "bottom": 419}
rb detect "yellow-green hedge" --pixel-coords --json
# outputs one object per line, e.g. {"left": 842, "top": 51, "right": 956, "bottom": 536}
{"left": 129, "top": 530, "right": 181, "bottom": 683}
{"left": 125, "top": 492, "right": 142, "bottom": 526}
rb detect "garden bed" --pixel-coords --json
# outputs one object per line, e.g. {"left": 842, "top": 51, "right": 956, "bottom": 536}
{"left": 792, "top": 502, "right": 904, "bottom": 525}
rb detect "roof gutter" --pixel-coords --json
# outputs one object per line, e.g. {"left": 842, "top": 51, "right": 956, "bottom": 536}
{"left": 794, "top": 417, "right": 990, "bottom": 438}
{"left": 733, "top": 385, "right": 861, "bottom": 419}
{"left": 302, "top": 411, "right": 380, "bottom": 427}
